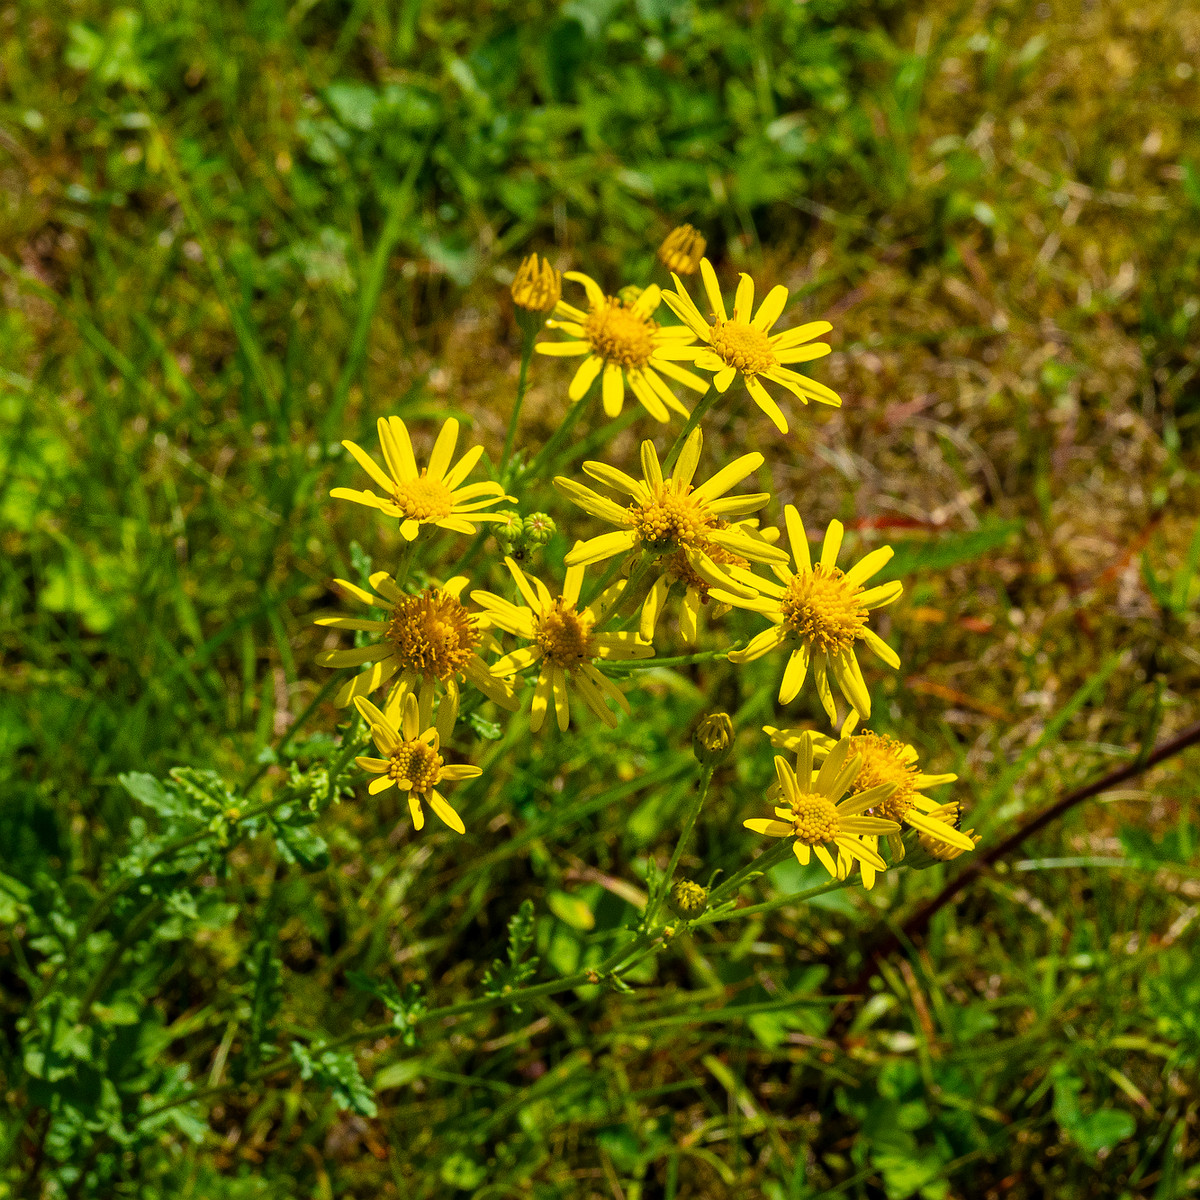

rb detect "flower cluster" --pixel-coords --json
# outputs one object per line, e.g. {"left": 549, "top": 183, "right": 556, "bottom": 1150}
{"left": 315, "top": 226, "right": 975, "bottom": 891}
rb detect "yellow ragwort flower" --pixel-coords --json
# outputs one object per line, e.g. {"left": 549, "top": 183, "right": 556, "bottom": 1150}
{"left": 916, "top": 803, "right": 980, "bottom": 861}
{"left": 353, "top": 691, "right": 480, "bottom": 834}
{"left": 332, "top": 416, "right": 512, "bottom": 542}
{"left": 662, "top": 259, "right": 840, "bottom": 433}
{"left": 728, "top": 506, "right": 902, "bottom": 723}
{"left": 472, "top": 556, "right": 653, "bottom": 733}
{"left": 640, "top": 519, "right": 779, "bottom": 644}
{"left": 511, "top": 253, "right": 562, "bottom": 314}
{"left": 314, "top": 571, "right": 518, "bottom": 717}
{"left": 535, "top": 272, "right": 708, "bottom": 422}
{"left": 657, "top": 224, "right": 707, "bottom": 275}
{"left": 767, "top": 719, "right": 975, "bottom": 875}
{"left": 744, "top": 732, "right": 899, "bottom": 885}
{"left": 553, "top": 427, "right": 788, "bottom": 597}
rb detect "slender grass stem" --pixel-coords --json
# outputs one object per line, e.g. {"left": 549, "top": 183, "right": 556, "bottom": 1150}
{"left": 646, "top": 766, "right": 713, "bottom": 926}
{"left": 662, "top": 388, "right": 720, "bottom": 474}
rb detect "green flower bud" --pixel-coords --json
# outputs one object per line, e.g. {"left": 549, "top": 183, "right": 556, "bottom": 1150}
{"left": 523, "top": 513, "right": 556, "bottom": 546}
{"left": 693, "top": 712, "right": 734, "bottom": 767}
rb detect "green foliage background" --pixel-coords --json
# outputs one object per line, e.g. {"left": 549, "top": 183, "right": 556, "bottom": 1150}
{"left": 2, "top": 0, "right": 1200, "bottom": 1196}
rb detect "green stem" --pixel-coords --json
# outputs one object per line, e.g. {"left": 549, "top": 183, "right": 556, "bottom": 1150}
{"left": 662, "top": 388, "right": 720, "bottom": 474}
{"left": 501, "top": 332, "right": 536, "bottom": 482}
{"left": 690, "top": 877, "right": 851, "bottom": 927}
{"left": 705, "top": 837, "right": 796, "bottom": 910}
{"left": 520, "top": 391, "right": 593, "bottom": 483}
{"left": 242, "top": 670, "right": 347, "bottom": 792}
{"left": 646, "top": 767, "right": 713, "bottom": 927}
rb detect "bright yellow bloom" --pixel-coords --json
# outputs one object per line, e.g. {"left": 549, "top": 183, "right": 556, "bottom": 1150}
{"left": 314, "top": 571, "right": 518, "bottom": 716}
{"left": 640, "top": 520, "right": 779, "bottom": 643}
{"left": 766, "top": 719, "right": 974, "bottom": 876}
{"left": 332, "top": 416, "right": 512, "bottom": 542}
{"left": 553, "top": 428, "right": 788, "bottom": 597}
{"left": 472, "top": 556, "right": 654, "bottom": 733}
{"left": 662, "top": 259, "right": 840, "bottom": 433}
{"left": 353, "top": 691, "right": 480, "bottom": 834}
{"left": 916, "top": 803, "right": 980, "bottom": 861}
{"left": 511, "top": 253, "right": 562, "bottom": 314}
{"left": 727, "top": 505, "right": 902, "bottom": 723}
{"left": 743, "top": 732, "right": 899, "bottom": 885}
{"left": 657, "top": 224, "right": 707, "bottom": 275}
{"left": 535, "top": 272, "right": 708, "bottom": 423}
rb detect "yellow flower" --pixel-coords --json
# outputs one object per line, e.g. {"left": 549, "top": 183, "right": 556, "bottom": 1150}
{"left": 511, "top": 253, "right": 562, "bottom": 313}
{"left": 727, "top": 506, "right": 902, "bottom": 723}
{"left": 662, "top": 259, "right": 840, "bottom": 433}
{"left": 553, "top": 427, "right": 788, "bottom": 597}
{"left": 657, "top": 224, "right": 707, "bottom": 275}
{"left": 640, "top": 520, "right": 779, "bottom": 643}
{"left": 766, "top": 719, "right": 975, "bottom": 867}
{"left": 314, "top": 571, "right": 518, "bottom": 716}
{"left": 332, "top": 416, "right": 512, "bottom": 542}
{"left": 471, "top": 556, "right": 654, "bottom": 733}
{"left": 353, "top": 691, "right": 480, "bottom": 834}
{"left": 534, "top": 272, "right": 708, "bottom": 423}
{"left": 743, "top": 732, "right": 900, "bottom": 885}
{"left": 916, "top": 803, "right": 980, "bottom": 861}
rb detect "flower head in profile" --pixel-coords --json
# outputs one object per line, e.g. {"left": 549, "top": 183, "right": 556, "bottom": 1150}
{"left": 471, "top": 556, "right": 653, "bottom": 733}
{"left": 353, "top": 691, "right": 480, "bottom": 834}
{"left": 767, "top": 718, "right": 974, "bottom": 880}
{"left": 663, "top": 260, "right": 840, "bottom": 432}
{"left": 915, "top": 803, "right": 980, "bottom": 861}
{"left": 744, "top": 732, "right": 900, "bottom": 886}
{"left": 314, "top": 571, "right": 518, "bottom": 718}
{"left": 553, "top": 428, "right": 788, "bottom": 598}
{"left": 728, "top": 506, "right": 902, "bottom": 724}
{"left": 332, "top": 416, "right": 512, "bottom": 542}
{"left": 511, "top": 253, "right": 562, "bottom": 314}
{"left": 535, "top": 272, "right": 708, "bottom": 423}
{"left": 657, "top": 224, "right": 707, "bottom": 275}
{"left": 640, "top": 520, "right": 779, "bottom": 644}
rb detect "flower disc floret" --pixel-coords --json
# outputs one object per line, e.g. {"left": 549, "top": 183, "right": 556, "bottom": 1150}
{"left": 584, "top": 299, "right": 657, "bottom": 369}
{"left": 742, "top": 733, "right": 901, "bottom": 886}
{"left": 632, "top": 491, "right": 717, "bottom": 550}
{"left": 789, "top": 794, "right": 841, "bottom": 845}
{"left": 780, "top": 565, "right": 868, "bottom": 656}
{"left": 535, "top": 601, "right": 595, "bottom": 668}
{"left": 848, "top": 731, "right": 918, "bottom": 822}
{"left": 386, "top": 588, "right": 480, "bottom": 681}
{"left": 387, "top": 739, "right": 443, "bottom": 794}
{"left": 662, "top": 259, "right": 840, "bottom": 433}
{"left": 728, "top": 506, "right": 903, "bottom": 725}
{"left": 709, "top": 319, "right": 777, "bottom": 375}
{"left": 391, "top": 475, "right": 454, "bottom": 523}
{"left": 536, "top": 272, "right": 708, "bottom": 423}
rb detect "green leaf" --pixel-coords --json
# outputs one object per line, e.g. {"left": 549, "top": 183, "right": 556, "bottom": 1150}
{"left": 291, "top": 1042, "right": 377, "bottom": 1117}
{"left": 1073, "top": 1108, "right": 1136, "bottom": 1154}
{"left": 120, "top": 772, "right": 184, "bottom": 818}
{"left": 547, "top": 890, "right": 595, "bottom": 931}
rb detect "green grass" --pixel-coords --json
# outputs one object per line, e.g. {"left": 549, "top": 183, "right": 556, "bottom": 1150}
{"left": 2, "top": 0, "right": 1200, "bottom": 1196}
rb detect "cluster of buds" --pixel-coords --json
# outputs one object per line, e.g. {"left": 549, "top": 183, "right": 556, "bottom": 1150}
{"left": 511, "top": 253, "right": 562, "bottom": 322}
{"left": 495, "top": 511, "right": 557, "bottom": 562}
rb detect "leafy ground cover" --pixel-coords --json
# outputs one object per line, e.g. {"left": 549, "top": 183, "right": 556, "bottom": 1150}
{"left": 2, "top": 0, "right": 1200, "bottom": 1196}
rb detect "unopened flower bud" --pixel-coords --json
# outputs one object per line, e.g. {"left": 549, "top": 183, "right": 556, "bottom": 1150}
{"left": 693, "top": 712, "right": 734, "bottom": 766}
{"left": 511, "top": 253, "right": 561, "bottom": 314}
{"left": 657, "top": 224, "right": 706, "bottom": 275}
{"left": 522, "top": 513, "right": 555, "bottom": 546}
{"left": 617, "top": 284, "right": 644, "bottom": 307}
{"left": 669, "top": 880, "right": 708, "bottom": 920}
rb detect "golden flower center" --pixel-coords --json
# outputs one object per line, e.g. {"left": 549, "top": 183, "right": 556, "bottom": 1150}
{"left": 789, "top": 793, "right": 840, "bottom": 845}
{"left": 387, "top": 589, "right": 480, "bottom": 680}
{"left": 535, "top": 601, "right": 595, "bottom": 668}
{"left": 392, "top": 474, "right": 454, "bottom": 522}
{"left": 664, "top": 537, "right": 746, "bottom": 598}
{"left": 585, "top": 300, "right": 656, "bottom": 369}
{"left": 710, "top": 319, "right": 776, "bottom": 376}
{"left": 851, "top": 733, "right": 918, "bottom": 820}
{"left": 780, "top": 565, "right": 867, "bottom": 655}
{"left": 632, "top": 490, "right": 716, "bottom": 551}
{"left": 388, "top": 740, "right": 443, "bottom": 794}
